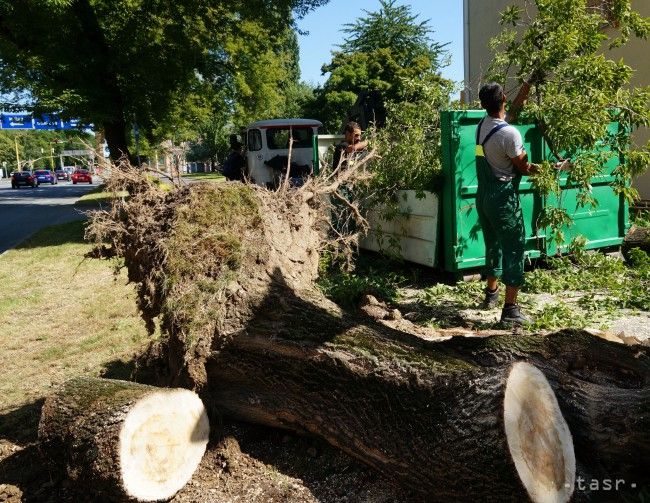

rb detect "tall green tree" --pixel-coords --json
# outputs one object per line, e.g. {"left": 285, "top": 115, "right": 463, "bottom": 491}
{"left": 488, "top": 0, "right": 650, "bottom": 242}
{"left": 0, "top": 0, "right": 328, "bottom": 160}
{"left": 313, "top": 0, "right": 448, "bottom": 132}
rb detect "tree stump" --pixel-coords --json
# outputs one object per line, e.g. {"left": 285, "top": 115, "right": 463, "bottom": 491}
{"left": 38, "top": 377, "right": 210, "bottom": 502}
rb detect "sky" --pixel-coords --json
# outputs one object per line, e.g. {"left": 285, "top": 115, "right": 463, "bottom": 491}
{"left": 296, "top": 0, "right": 464, "bottom": 86}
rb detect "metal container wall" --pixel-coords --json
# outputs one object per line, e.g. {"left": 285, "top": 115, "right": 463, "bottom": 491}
{"left": 440, "top": 110, "right": 629, "bottom": 275}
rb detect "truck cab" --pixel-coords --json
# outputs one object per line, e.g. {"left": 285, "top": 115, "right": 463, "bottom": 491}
{"left": 245, "top": 118, "right": 322, "bottom": 188}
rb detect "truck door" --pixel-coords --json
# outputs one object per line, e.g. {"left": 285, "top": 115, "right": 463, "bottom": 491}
{"left": 246, "top": 128, "right": 272, "bottom": 187}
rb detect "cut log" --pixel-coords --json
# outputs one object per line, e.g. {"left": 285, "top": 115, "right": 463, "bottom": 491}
{"left": 504, "top": 363, "right": 575, "bottom": 503}
{"left": 210, "top": 349, "right": 577, "bottom": 502}
{"left": 38, "top": 377, "right": 210, "bottom": 502}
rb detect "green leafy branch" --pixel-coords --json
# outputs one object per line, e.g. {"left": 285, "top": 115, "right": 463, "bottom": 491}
{"left": 488, "top": 0, "right": 650, "bottom": 246}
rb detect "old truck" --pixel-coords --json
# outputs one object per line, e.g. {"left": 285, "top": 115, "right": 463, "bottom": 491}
{"left": 244, "top": 118, "right": 323, "bottom": 188}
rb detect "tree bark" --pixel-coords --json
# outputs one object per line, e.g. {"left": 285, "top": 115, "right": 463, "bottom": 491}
{"left": 187, "top": 286, "right": 649, "bottom": 501}
{"left": 103, "top": 118, "right": 132, "bottom": 162}
{"left": 625, "top": 225, "right": 650, "bottom": 253}
{"left": 38, "top": 377, "right": 210, "bottom": 502}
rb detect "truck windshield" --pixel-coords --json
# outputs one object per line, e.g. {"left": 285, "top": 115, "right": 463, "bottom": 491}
{"left": 266, "top": 128, "right": 313, "bottom": 150}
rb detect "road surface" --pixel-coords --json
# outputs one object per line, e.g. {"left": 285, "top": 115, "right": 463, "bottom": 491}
{"left": 0, "top": 178, "right": 96, "bottom": 253}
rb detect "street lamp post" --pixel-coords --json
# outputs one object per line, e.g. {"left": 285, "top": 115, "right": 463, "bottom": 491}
{"left": 15, "top": 137, "right": 21, "bottom": 171}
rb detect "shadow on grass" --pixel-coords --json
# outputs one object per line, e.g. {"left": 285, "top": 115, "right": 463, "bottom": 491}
{"left": 15, "top": 219, "right": 87, "bottom": 251}
{"left": 0, "top": 399, "right": 67, "bottom": 502}
{"left": 0, "top": 399, "right": 43, "bottom": 446}
{"left": 99, "top": 353, "right": 161, "bottom": 387}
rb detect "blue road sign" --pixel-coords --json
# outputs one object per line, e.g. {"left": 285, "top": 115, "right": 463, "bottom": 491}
{"left": 34, "top": 114, "right": 62, "bottom": 130}
{"left": 1, "top": 114, "right": 33, "bottom": 129}
{"left": 0, "top": 113, "right": 91, "bottom": 130}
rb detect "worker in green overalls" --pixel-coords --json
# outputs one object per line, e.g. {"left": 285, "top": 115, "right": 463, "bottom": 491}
{"left": 476, "top": 82, "right": 537, "bottom": 325}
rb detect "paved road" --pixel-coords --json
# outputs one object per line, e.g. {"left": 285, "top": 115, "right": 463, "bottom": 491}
{"left": 0, "top": 178, "right": 96, "bottom": 253}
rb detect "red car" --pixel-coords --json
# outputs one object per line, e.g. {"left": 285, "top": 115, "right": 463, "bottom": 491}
{"left": 71, "top": 169, "right": 92, "bottom": 184}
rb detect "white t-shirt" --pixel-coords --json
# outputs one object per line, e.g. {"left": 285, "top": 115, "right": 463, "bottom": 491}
{"left": 477, "top": 116, "right": 525, "bottom": 181}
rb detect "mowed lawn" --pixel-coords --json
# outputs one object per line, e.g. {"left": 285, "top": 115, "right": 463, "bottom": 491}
{"left": 0, "top": 220, "right": 150, "bottom": 414}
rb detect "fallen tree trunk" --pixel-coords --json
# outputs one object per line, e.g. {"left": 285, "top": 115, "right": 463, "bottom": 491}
{"left": 87, "top": 175, "right": 650, "bottom": 502}
{"left": 38, "top": 377, "right": 210, "bottom": 502}
{"left": 209, "top": 345, "right": 577, "bottom": 502}
{"left": 625, "top": 224, "right": 650, "bottom": 253}
{"left": 199, "top": 301, "right": 649, "bottom": 501}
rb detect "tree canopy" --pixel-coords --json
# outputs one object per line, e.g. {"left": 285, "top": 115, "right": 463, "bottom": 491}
{"left": 0, "top": 0, "right": 328, "bottom": 160}
{"left": 311, "top": 0, "right": 448, "bottom": 132}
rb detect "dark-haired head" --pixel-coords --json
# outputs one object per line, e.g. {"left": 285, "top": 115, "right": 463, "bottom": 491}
{"left": 479, "top": 83, "right": 506, "bottom": 115}
{"left": 343, "top": 121, "right": 362, "bottom": 144}
{"left": 344, "top": 121, "right": 361, "bottom": 134}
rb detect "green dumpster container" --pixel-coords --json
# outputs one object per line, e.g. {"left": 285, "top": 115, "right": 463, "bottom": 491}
{"left": 440, "top": 110, "right": 629, "bottom": 276}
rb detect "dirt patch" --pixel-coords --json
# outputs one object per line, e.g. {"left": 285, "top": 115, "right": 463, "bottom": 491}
{"left": 172, "top": 422, "right": 412, "bottom": 503}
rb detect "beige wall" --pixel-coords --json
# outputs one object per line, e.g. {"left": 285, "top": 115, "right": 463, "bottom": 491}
{"left": 464, "top": 0, "right": 650, "bottom": 199}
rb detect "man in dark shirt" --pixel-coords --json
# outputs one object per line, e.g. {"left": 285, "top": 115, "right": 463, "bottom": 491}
{"left": 223, "top": 135, "right": 246, "bottom": 182}
{"left": 332, "top": 121, "right": 368, "bottom": 171}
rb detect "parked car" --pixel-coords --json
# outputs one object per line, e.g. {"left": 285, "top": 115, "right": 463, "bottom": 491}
{"left": 11, "top": 170, "right": 38, "bottom": 189}
{"left": 34, "top": 169, "right": 57, "bottom": 185}
{"left": 71, "top": 169, "right": 92, "bottom": 184}
{"left": 55, "top": 169, "right": 70, "bottom": 181}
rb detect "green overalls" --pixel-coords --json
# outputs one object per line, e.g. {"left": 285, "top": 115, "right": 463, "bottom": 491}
{"left": 475, "top": 118, "right": 526, "bottom": 287}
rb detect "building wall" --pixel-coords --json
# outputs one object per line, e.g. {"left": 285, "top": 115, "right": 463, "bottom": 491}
{"left": 464, "top": 0, "right": 650, "bottom": 199}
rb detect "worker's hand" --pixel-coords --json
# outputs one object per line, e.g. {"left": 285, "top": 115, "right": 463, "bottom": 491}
{"left": 345, "top": 140, "right": 368, "bottom": 154}
{"left": 527, "top": 163, "right": 541, "bottom": 175}
{"left": 553, "top": 160, "right": 572, "bottom": 171}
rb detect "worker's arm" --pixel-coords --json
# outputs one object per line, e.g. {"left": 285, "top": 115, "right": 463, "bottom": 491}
{"left": 505, "top": 81, "right": 531, "bottom": 124}
{"left": 345, "top": 140, "right": 368, "bottom": 153}
{"left": 510, "top": 151, "right": 538, "bottom": 176}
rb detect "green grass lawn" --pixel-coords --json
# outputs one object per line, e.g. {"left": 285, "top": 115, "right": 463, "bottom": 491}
{"left": 75, "top": 184, "right": 129, "bottom": 206}
{"left": 0, "top": 220, "right": 150, "bottom": 413}
{"left": 182, "top": 171, "right": 225, "bottom": 182}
